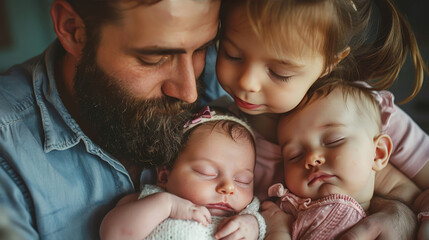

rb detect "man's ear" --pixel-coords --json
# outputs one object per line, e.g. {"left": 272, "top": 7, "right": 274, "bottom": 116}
{"left": 372, "top": 134, "right": 393, "bottom": 171}
{"left": 51, "top": 0, "right": 87, "bottom": 58}
{"left": 156, "top": 166, "right": 170, "bottom": 188}
{"left": 320, "top": 47, "right": 351, "bottom": 78}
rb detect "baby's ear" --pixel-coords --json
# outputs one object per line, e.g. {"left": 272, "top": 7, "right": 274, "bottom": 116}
{"left": 372, "top": 134, "right": 393, "bottom": 171}
{"left": 156, "top": 166, "right": 170, "bottom": 188}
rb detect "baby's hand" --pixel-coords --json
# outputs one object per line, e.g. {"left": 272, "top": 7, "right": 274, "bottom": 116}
{"left": 261, "top": 201, "right": 293, "bottom": 240}
{"left": 167, "top": 193, "right": 212, "bottom": 226}
{"left": 215, "top": 214, "right": 259, "bottom": 240}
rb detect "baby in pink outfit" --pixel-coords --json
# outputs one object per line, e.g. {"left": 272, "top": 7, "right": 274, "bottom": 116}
{"left": 270, "top": 81, "right": 420, "bottom": 240}
{"left": 268, "top": 184, "right": 365, "bottom": 240}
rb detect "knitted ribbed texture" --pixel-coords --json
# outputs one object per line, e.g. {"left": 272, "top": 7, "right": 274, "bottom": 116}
{"left": 269, "top": 183, "right": 366, "bottom": 240}
{"left": 139, "top": 185, "right": 266, "bottom": 240}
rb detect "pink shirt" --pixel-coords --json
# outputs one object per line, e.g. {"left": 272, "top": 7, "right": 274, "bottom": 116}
{"left": 242, "top": 90, "right": 429, "bottom": 200}
{"left": 268, "top": 183, "right": 366, "bottom": 240}
{"left": 377, "top": 91, "right": 429, "bottom": 177}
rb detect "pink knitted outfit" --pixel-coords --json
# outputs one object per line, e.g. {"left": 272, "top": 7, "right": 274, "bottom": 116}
{"left": 268, "top": 183, "right": 366, "bottom": 240}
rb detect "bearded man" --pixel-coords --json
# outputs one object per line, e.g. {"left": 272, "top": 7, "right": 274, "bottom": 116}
{"left": 0, "top": 0, "right": 220, "bottom": 239}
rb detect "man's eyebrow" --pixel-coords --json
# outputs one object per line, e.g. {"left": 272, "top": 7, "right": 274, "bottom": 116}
{"left": 130, "top": 37, "right": 218, "bottom": 55}
{"left": 130, "top": 47, "right": 186, "bottom": 55}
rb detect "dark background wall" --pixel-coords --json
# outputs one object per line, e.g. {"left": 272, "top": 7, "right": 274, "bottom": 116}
{"left": 0, "top": 0, "right": 55, "bottom": 69}
{"left": 387, "top": 0, "right": 429, "bottom": 132}
{"left": 0, "top": 0, "right": 428, "bottom": 132}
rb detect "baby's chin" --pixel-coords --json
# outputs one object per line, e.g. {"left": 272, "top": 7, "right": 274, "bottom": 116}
{"left": 315, "top": 184, "right": 348, "bottom": 198}
{"left": 207, "top": 208, "right": 236, "bottom": 217}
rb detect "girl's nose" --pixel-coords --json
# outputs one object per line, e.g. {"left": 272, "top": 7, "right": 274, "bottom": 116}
{"left": 238, "top": 65, "right": 262, "bottom": 93}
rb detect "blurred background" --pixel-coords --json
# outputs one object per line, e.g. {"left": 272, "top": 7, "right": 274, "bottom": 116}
{"left": 0, "top": 0, "right": 428, "bottom": 132}
{"left": 0, "top": 0, "right": 55, "bottom": 69}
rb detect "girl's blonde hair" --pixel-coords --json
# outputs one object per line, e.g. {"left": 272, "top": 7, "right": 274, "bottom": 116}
{"left": 221, "top": 0, "right": 428, "bottom": 103}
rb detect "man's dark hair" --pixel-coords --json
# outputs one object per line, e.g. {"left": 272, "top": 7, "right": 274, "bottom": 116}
{"left": 65, "top": 0, "right": 162, "bottom": 49}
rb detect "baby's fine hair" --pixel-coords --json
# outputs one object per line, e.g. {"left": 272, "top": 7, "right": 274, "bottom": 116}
{"left": 221, "top": 0, "right": 428, "bottom": 103}
{"left": 295, "top": 79, "right": 383, "bottom": 132}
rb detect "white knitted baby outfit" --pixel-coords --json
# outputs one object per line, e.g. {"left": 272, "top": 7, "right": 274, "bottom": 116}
{"left": 139, "top": 184, "right": 266, "bottom": 240}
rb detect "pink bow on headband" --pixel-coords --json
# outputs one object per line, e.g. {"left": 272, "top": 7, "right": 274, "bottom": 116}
{"left": 183, "top": 106, "right": 213, "bottom": 129}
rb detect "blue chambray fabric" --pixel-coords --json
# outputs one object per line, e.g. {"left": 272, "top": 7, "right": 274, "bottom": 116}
{"left": 0, "top": 40, "right": 135, "bottom": 240}
{"left": 200, "top": 45, "right": 230, "bottom": 105}
{"left": 0, "top": 40, "right": 226, "bottom": 240}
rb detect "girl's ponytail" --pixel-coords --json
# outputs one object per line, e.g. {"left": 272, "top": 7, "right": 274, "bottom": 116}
{"left": 351, "top": 0, "right": 427, "bottom": 103}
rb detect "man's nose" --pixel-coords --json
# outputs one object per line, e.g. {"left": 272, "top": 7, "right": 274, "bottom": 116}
{"left": 162, "top": 54, "right": 198, "bottom": 103}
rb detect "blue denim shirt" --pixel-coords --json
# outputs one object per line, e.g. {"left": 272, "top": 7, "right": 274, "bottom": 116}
{"left": 0, "top": 40, "right": 225, "bottom": 239}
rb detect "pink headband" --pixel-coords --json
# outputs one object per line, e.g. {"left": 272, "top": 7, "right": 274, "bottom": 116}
{"left": 183, "top": 106, "right": 255, "bottom": 140}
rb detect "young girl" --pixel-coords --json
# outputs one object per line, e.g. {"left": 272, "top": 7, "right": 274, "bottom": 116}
{"left": 99, "top": 106, "right": 266, "bottom": 240}
{"left": 270, "top": 81, "right": 421, "bottom": 239}
{"left": 214, "top": 0, "right": 429, "bottom": 238}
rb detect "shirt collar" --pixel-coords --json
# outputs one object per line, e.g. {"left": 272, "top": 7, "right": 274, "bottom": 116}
{"left": 33, "top": 40, "right": 91, "bottom": 153}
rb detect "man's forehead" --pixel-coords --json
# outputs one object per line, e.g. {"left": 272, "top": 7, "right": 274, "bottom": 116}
{"left": 111, "top": 0, "right": 220, "bottom": 48}
{"left": 116, "top": 0, "right": 220, "bottom": 30}
{"left": 118, "top": 0, "right": 220, "bottom": 13}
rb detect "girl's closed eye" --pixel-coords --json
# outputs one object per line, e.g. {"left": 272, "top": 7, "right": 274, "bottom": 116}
{"left": 223, "top": 50, "right": 242, "bottom": 62}
{"left": 220, "top": 43, "right": 243, "bottom": 62}
{"left": 268, "top": 68, "right": 292, "bottom": 82}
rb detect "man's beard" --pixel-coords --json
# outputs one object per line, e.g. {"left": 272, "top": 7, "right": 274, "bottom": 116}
{"left": 74, "top": 52, "right": 202, "bottom": 168}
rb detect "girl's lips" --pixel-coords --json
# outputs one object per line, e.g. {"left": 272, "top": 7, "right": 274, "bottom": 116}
{"left": 233, "top": 96, "right": 261, "bottom": 110}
